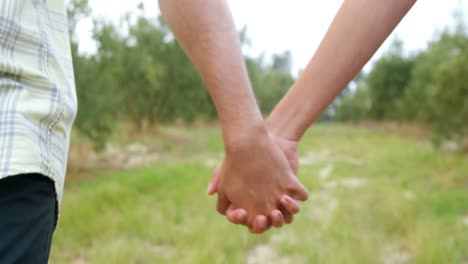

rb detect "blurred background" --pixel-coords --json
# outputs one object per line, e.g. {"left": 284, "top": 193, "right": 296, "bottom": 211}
{"left": 53, "top": 0, "right": 468, "bottom": 263}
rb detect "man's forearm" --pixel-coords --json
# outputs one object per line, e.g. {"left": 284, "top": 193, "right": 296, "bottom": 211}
{"left": 267, "top": 0, "right": 416, "bottom": 141}
{"left": 159, "top": 0, "right": 264, "bottom": 147}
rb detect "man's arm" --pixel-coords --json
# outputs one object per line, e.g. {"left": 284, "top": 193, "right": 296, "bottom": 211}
{"left": 266, "top": 0, "right": 417, "bottom": 141}
{"left": 159, "top": 0, "right": 264, "bottom": 144}
{"left": 159, "top": 0, "right": 308, "bottom": 233}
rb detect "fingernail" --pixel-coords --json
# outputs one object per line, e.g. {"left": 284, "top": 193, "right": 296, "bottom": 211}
{"left": 282, "top": 197, "right": 289, "bottom": 205}
{"left": 258, "top": 218, "right": 267, "bottom": 229}
{"left": 273, "top": 212, "right": 280, "bottom": 222}
{"left": 206, "top": 183, "right": 212, "bottom": 193}
{"left": 236, "top": 211, "right": 246, "bottom": 221}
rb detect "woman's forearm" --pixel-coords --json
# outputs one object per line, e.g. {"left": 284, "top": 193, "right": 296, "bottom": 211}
{"left": 267, "top": 0, "right": 417, "bottom": 141}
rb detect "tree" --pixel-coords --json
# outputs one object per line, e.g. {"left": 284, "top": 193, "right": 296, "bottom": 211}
{"left": 334, "top": 84, "right": 371, "bottom": 121}
{"left": 367, "top": 39, "right": 415, "bottom": 120}
{"left": 402, "top": 30, "right": 468, "bottom": 143}
{"left": 68, "top": 1, "right": 296, "bottom": 148}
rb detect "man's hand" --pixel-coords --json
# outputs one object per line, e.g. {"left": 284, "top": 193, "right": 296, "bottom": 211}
{"left": 159, "top": 0, "right": 307, "bottom": 233}
{"left": 210, "top": 125, "right": 307, "bottom": 233}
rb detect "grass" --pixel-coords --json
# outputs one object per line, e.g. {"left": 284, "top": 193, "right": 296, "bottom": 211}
{"left": 50, "top": 123, "right": 468, "bottom": 263}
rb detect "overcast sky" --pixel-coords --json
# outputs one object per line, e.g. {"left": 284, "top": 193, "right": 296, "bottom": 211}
{"left": 77, "top": 1, "right": 467, "bottom": 74}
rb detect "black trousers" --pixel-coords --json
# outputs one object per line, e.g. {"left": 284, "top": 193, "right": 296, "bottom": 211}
{"left": 0, "top": 174, "right": 57, "bottom": 264}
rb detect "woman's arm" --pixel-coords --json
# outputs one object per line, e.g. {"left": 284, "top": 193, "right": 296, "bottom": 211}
{"left": 267, "top": 0, "right": 417, "bottom": 141}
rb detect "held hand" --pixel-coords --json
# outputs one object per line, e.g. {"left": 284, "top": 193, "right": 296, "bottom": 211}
{"left": 212, "top": 127, "right": 308, "bottom": 233}
{"left": 208, "top": 134, "right": 302, "bottom": 233}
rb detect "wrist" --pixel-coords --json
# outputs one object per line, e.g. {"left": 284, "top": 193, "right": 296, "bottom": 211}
{"left": 265, "top": 82, "right": 319, "bottom": 142}
{"left": 265, "top": 108, "right": 303, "bottom": 142}
{"left": 223, "top": 118, "right": 269, "bottom": 154}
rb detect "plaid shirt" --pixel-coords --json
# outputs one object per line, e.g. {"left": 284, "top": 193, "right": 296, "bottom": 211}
{"left": 0, "top": 0, "right": 77, "bottom": 204}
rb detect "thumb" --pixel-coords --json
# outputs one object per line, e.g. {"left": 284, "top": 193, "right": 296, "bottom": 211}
{"left": 207, "top": 165, "right": 221, "bottom": 195}
{"left": 288, "top": 174, "right": 309, "bottom": 201}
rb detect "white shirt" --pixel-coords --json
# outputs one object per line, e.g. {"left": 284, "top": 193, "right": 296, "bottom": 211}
{"left": 0, "top": 0, "right": 77, "bottom": 205}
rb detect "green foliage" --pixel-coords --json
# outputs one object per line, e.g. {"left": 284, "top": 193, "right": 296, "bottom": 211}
{"left": 68, "top": 2, "right": 295, "bottom": 148}
{"left": 247, "top": 52, "right": 295, "bottom": 113}
{"left": 366, "top": 40, "right": 415, "bottom": 120}
{"left": 334, "top": 84, "right": 370, "bottom": 121}
{"left": 402, "top": 31, "right": 468, "bottom": 143}
{"left": 430, "top": 44, "right": 468, "bottom": 141}
{"left": 335, "top": 30, "right": 468, "bottom": 145}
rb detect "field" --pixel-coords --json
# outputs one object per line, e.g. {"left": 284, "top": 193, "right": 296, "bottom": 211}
{"left": 50, "top": 124, "right": 468, "bottom": 263}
